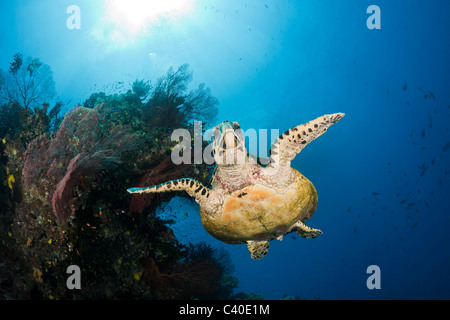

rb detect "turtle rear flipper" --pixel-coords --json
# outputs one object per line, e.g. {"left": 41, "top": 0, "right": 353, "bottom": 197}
{"left": 290, "top": 220, "right": 322, "bottom": 239}
{"left": 246, "top": 240, "right": 270, "bottom": 260}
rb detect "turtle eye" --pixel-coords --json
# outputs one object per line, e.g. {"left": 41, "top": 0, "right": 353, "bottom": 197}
{"left": 232, "top": 122, "right": 240, "bottom": 130}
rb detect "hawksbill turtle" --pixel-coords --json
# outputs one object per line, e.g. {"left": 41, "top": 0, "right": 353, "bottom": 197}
{"left": 127, "top": 113, "right": 344, "bottom": 259}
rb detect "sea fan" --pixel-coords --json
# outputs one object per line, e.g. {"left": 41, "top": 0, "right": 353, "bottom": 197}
{"left": 51, "top": 151, "right": 120, "bottom": 221}
{"left": 129, "top": 156, "right": 190, "bottom": 214}
{"left": 22, "top": 104, "right": 142, "bottom": 222}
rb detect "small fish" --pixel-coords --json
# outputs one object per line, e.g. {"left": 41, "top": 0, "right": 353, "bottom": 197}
{"left": 347, "top": 207, "right": 352, "bottom": 212}
{"left": 403, "top": 83, "right": 408, "bottom": 91}
{"left": 442, "top": 141, "right": 450, "bottom": 152}
{"left": 372, "top": 192, "right": 379, "bottom": 196}
{"left": 7, "top": 174, "right": 15, "bottom": 189}
{"left": 429, "top": 92, "right": 436, "bottom": 100}
{"left": 411, "top": 222, "right": 418, "bottom": 229}
{"left": 265, "top": 4, "right": 269, "bottom": 8}
{"left": 421, "top": 128, "right": 425, "bottom": 139}
{"left": 33, "top": 268, "right": 43, "bottom": 283}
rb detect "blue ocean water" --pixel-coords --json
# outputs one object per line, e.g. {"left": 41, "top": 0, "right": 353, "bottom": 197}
{"left": 1, "top": 0, "right": 450, "bottom": 299}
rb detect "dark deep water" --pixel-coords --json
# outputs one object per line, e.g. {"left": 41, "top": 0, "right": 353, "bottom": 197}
{"left": 1, "top": 0, "right": 450, "bottom": 300}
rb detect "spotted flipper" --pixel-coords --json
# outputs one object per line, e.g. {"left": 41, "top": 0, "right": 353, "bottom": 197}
{"left": 269, "top": 113, "right": 345, "bottom": 166}
{"left": 289, "top": 220, "right": 322, "bottom": 239}
{"left": 246, "top": 240, "right": 270, "bottom": 260}
{"left": 127, "top": 178, "right": 211, "bottom": 204}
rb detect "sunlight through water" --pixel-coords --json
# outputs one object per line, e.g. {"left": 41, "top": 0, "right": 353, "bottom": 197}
{"left": 104, "top": 0, "right": 193, "bottom": 34}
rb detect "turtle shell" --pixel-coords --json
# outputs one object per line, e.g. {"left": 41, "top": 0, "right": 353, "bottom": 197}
{"left": 200, "top": 169, "right": 318, "bottom": 244}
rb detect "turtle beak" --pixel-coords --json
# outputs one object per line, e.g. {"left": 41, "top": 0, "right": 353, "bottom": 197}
{"left": 217, "top": 121, "right": 237, "bottom": 150}
{"left": 212, "top": 120, "right": 246, "bottom": 165}
{"left": 224, "top": 129, "right": 236, "bottom": 149}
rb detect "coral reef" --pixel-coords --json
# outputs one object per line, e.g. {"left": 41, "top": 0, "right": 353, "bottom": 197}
{"left": 0, "top": 53, "right": 56, "bottom": 113}
{"left": 143, "top": 64, "right": 219, "bottom": 128}
{"left": 132, "top": 79, "right": 152, "bottom": 101}
{"left": 128, "top": 156, "right": 192, "bottom": 214}
{"left": 143, "top": 243, "right": 235, "bottom": 299}
{"left": 233, "top": 292, "right": 265, "bottom": 300}
{"left": 21, "top": 103, "right": 144, "bottom": 222}
{"left": 0, "top": 59, "right": 242, "bottom": 300}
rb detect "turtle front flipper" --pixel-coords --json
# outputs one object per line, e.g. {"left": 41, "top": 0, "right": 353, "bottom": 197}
{"left": 289, "top": 220, "right": 322, "bottom": 239}
{"left": 269, "top": 113, "right": 344, "bottom": 167}
{"left": 246, "top": 240, "right": 270, "bottom": 260}
{"left": 127, "top": 178, "right": 211, "bottom": 204}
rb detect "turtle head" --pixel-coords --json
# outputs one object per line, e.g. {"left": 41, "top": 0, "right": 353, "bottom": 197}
{"left": 212, "top": 121, "right": 246, "bottom": 165}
